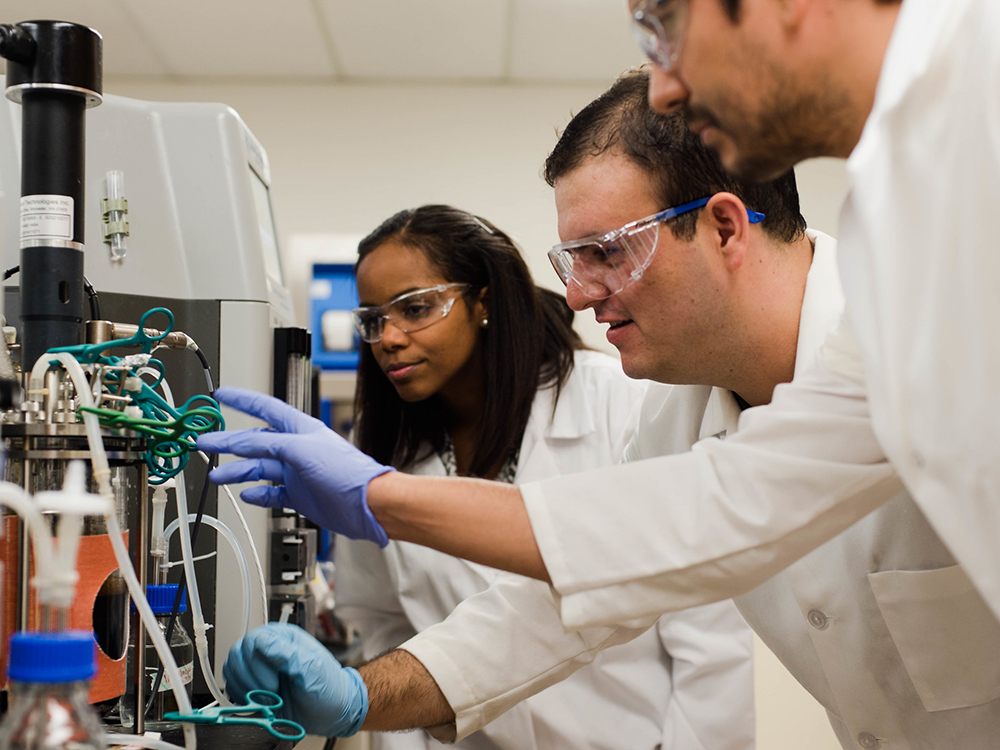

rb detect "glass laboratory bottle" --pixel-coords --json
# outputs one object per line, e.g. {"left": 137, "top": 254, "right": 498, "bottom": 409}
{"left": 0, "top": 630, "right": 103, "bottom": 750}
{"left": 119, "top": 584, "right": 194, "bottom": 728}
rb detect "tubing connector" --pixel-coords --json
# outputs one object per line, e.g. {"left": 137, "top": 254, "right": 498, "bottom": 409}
{"left": 33, "top": 461, "right": 111, "bottom": 609}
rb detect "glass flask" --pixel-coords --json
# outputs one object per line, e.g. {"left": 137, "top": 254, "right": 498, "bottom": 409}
{"left": 0, "top": 631, "right": 103, "bottom": 750}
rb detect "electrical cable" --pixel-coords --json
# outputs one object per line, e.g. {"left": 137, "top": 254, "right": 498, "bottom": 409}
{"left": 145, "top": 455, "right": 216, "bottom": 717}
{"left": 82, "top": 275, "right": 101, "bottom": 320}
{"left": 0, "top": 266, "right": 99, "bottom": 320}
{"left": 192, "top": 346, "right": 215, "bottom": 395}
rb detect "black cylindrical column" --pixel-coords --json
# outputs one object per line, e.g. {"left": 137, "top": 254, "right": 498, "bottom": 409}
{"left": 1, "top": 20, "right": 102, "bottom": 368}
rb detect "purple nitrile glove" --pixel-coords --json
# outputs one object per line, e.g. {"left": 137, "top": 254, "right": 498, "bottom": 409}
{"left": 197, "top": 386, "right": 393, "bottom": 547}
{"left": 224, "top": 623, "right": 368, "bottom": 737}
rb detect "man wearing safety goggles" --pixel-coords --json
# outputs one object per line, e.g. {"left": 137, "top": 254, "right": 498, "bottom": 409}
{"left": 547, "top": 197, "right": 764, "bottom": 303}
{"left": 201, "top": 67, "right": 966, "bottom": 747}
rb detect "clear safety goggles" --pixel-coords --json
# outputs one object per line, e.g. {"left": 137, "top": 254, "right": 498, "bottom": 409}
{"left": 548, "top": 197, "right": 765, "bottom": 301}
{"left": 631, "top": 0, "right": 689, "bottom": 72}
{"left": 351, "top": 283, "right": 471, "bottom": 344}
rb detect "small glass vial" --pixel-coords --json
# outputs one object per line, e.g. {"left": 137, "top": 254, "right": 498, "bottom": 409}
{"left": 0, "top": 630, "right": 103, "bottom": 750}
{"left": 119, "top": 584, "right": 194, "bottom": 728}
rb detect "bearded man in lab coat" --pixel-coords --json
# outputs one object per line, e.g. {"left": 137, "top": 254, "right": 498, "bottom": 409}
{"left": 211, "top": 69, "right": 1000, "bottom": 747}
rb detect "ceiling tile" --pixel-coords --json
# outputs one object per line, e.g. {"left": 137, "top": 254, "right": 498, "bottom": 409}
{"left": 1, "top": 1, "right": 170, "bottom": 77}
{"left": 317, "top": 0, "right": 509, "bottom": 80}
{"left": 509, "top": 0, "right": 645, "bottom": 81}
{"left": 118, "top": 0, "right": 335, "bottom": 78}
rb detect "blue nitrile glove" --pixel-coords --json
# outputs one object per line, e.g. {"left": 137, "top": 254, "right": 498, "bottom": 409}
{"left": 224, "top": 623, "right": 368, "bottom": 737}
{"left": 197, "top": 386, "right": 394, "bottom": 546}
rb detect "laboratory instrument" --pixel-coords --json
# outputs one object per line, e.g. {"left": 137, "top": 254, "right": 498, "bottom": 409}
{"left": 0, "top": 17, "right": 329, "bottom": 750}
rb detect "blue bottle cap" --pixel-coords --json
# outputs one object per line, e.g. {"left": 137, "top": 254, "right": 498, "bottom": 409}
{"left": 8, "top": 631, "right": 96, "bottom": 684}
{"left": 145, "top": 584, "right": 187, "bottom": 615}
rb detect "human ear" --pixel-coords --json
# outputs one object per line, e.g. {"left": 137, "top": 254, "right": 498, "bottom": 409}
{"left": 705, "top": 192, "right": 750, "bottom": 270}
{"left": 475, "top": 287, "right": 489, "bottom": 328}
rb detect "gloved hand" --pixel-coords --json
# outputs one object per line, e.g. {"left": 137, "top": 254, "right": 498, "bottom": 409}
{"left": 224, "top": 623, "right": 368, "bottom": 737}
{"left": 197, "top": 386, "right": 394, "bottom": 546}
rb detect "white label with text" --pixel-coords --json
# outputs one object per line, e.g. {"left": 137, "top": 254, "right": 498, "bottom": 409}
{"left": 20, "top": 195, "right": 74, "bottom": 241}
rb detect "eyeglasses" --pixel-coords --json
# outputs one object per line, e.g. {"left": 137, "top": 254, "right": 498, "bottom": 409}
{"left": 351, "top": 283, "right": 471, "bottom": 343}
{"left": 631, "top": 0, "right": 689, "bottom": 72}
{"left": 548, "top": 197, "right": 765, "bottom": 301}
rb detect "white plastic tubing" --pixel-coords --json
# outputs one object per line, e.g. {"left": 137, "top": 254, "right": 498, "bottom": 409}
{"left": 0, "top": 485, "right": 54, "bottom": 598}
{"left": 162, "top": 514, "right": 251, "bottom": 642}
{"left": 139, "top": 370, "right": 229, "bottom": 707}
{"left": 49, "top": 352, "right": 198, "bottom": 750}
{"left": 200, "top": 451, "right": 267, "bottom": 628}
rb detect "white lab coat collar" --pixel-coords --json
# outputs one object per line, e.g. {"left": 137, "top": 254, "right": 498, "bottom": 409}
{"left": 515, "top": 355, "right": 605, "bottom": 484}
{"left": 524, "top": 359, "right": 598, "bottom": 442}
{"left": 795, "top": 230, "right": 845, "bottom": 379}
{"left": 407, "top": 352, "right": 603, "bottom": 483}
{"left": 698, "top": 230, "right": 843, "bottom": 440}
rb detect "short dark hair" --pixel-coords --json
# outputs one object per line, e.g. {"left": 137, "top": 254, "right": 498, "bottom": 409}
{"left": 353, "top": 205, "right": 583, "bottom": 477}
{"left": 543, "top": 68, "right": 807, "bottom": 243}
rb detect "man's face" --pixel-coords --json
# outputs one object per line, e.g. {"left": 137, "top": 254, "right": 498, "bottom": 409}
{"left": 634, "top": 0, "right": 854, "bottom": 181}
{"left": 554, "top": 152, "right": 731, "bottom": 383}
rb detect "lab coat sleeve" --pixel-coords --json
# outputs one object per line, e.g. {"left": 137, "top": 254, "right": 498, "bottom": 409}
{"left": 523, "top": 318, "right": 906, "bottom": 629}
{"left": 334, "top": 535, "right": 418, "bottom": 660}
{"left": 400, "top": 572, "right": 656, "bottom": 743}
{"left": 657, "top": 602, "right": 755, "bottom": 750}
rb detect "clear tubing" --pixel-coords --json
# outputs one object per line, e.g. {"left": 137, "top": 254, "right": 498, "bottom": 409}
{"left": 162, "top": 514, "right": 252, "bottom": 640}
{"left": 174, "top": 475, "right": 229, "bottom": 706}
{"left": 51, "top": 462, "right": 92, "bottom": 609}
{"left": 144, "top": 371, "right": 227, "bottom": 707}
{"left": 50, "top": 352, "right": 197, "bottom": 750}
{"left": 201, "top": 452, "right": 267, "bottom": 628}
{"left": 0, "top": 483, "right": 56, "bottom": 601}
{"left": 103, "top": 734, "right": 186, "bottom": 750}
{"left": 151, "top": 485, "right": 169, "bottom": 585}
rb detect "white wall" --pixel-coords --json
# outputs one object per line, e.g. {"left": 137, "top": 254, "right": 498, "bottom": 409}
{"left": 107, "top": 77, "right": 847, "bottom": 750}
{"left": 105, "top": 78, "right": 848, "bottom": 351}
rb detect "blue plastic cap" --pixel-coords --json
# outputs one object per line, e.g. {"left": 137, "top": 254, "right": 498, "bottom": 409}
{"left": 8, "top": 631, "right": 96, "bottom": 684}
{"left": 146, "top": 584, "right": 187, "bottom": 615}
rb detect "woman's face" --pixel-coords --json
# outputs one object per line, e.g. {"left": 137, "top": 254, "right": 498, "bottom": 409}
{"left": 356, "top": 240, "right": 486, "bottom": 405}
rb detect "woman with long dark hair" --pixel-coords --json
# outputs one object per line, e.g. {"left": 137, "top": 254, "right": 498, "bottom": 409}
{"left": 335, "top": 205, "right": 658, "bottom": 749}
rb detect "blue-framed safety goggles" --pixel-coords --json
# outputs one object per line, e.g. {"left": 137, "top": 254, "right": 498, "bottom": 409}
{"left": 548, "top": 197, "right": 765, "bottom": 300}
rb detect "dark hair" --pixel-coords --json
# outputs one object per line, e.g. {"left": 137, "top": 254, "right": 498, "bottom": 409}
{"left": 544, "top": 67, "right": 807, "bottom": 243}
{"left": 353, "top": 205, "right": 584, "bottom": 477}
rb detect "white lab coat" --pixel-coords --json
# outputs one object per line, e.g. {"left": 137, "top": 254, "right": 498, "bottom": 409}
{"left": 517, "top": 0, "right": 1000, "bottom": 631}
{"left": 405, "top": 231, "right": 1000, "bottom": 750}
{"left": 338, "top": 350, "right": 755, "bottom": 749}
{"left": 625, "top": 235, "right": 1000, "bottom": 749}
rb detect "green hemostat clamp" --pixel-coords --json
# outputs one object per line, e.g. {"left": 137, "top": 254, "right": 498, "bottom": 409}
{"left": 164, "top": 690, "right": 306, "bottom": 742}
{"left": 78, "top": 404, "right": 223, "bottom": 484}
{"left": 48, "top": 307, "right": 176, "bottom": 364}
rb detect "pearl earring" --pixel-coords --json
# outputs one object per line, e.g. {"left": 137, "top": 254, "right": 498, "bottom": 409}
{"left": 481, "top": 318, "right": 489, "bottom": 328}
